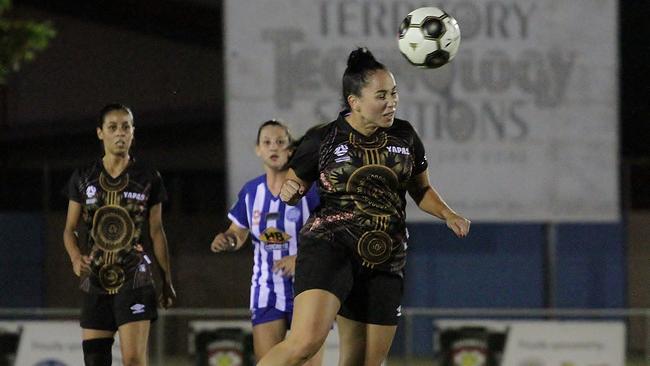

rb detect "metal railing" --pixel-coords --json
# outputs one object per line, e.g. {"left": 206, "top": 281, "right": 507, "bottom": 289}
{"left": 1, "top": 307, "right": 648, "bottom": 365}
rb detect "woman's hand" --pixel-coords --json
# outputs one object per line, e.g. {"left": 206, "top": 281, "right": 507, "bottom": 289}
{"left": 279, "top": 179, "right": 305, "bottom": 205}
{"left": 159, "top": 280, "right": 176, "bottom": 309}
{"left": 273, "top": 255, "right": 297, "bottom": 277}
{"left": 210, "top": 232, "right": 238, "bottom": 252}
{"left": 71, "top": 255, "right": 91, "bottom": 277}
{"left": 446, "top": 213, "right": 471, "bottom": 238}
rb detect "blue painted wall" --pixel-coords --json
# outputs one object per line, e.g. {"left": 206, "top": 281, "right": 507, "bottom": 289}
{"left": 0, "top": 213, "right": 46, "bottom": 307}
{"left": 404, "top": 223, "right": 546, "bottom": 308}
{"left": 555, "top": 223, "right": 626, "bottom": 308}
{"left": 402, "top": 222, "right": 626, "bottom": 309}
{"left": 393, "top": 222, "right": 626, "bottom": 356}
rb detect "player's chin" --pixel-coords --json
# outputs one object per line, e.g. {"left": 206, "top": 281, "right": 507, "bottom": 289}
{"left": 267, "top": 161, "right": 288, "bottom": 170}
{"left": 380, "top": 114, "right": 395, "bottom": 127}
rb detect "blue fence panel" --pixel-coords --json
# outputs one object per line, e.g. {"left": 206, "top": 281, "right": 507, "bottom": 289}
{"left": 0, "top": 213, "right": 45, "bottom": 307}
{"left": 556, "top": 223, "right": 626, "bottom": 308}
{"left": 395, "top": 222, "right": 626, "bottom": 357}
{"left": 404, "top": 223, "right": 545, "bottom": 308}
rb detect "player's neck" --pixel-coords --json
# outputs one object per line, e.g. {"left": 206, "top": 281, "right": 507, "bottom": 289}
{"left": 102, "top": 154, "right": 130, "bottom": 178}
{"left": 265, "top": 169, "right": 288, "bottom": 197}
{"left": 345, "top": 114, "right": 378, "bottom": 136}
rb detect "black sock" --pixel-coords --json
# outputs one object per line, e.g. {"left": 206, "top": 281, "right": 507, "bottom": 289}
{"left": 82, "top": 338, "right": 114, "bottom": 366}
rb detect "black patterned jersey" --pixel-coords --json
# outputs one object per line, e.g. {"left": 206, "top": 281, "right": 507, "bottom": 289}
{"left": 65, "top": 159, "right": 167, "bottom": 294}
{"left": 290, "top": 111, "right": 428, "bottom": 274}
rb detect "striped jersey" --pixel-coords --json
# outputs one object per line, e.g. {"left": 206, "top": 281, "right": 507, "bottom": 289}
{"left": 228, "top": 174, "right": 320, "bottom": 311}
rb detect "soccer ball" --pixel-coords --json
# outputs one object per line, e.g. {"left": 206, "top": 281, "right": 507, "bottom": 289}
{"left": 398, "top": 7, "right": 461, "bottom": 69}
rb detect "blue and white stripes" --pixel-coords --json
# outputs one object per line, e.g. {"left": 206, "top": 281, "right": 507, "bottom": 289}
{"left": 228, "top": 174, "right": 319, "bottom": 312}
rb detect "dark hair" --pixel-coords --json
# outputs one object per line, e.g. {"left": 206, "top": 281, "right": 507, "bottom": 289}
{"left": 256, "top": 119, "right": 294, "bottom": 146}
{"left": 341, "top": 47, "right": 387, "bottom": 109}
{"left": 97, "top": 103, "right": 134, "bottom": 129}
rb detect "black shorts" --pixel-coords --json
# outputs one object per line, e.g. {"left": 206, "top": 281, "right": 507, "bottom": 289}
{"left": 80, "top": 286, "right": 158, "bottom": 331}
{"left": 294, "top": 237, "right": 404, "bottom": 326}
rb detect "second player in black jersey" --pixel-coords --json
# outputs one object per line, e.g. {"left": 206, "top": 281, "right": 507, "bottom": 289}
{"left": 63, "top": 104, "right": 176, "bottom": 366}
{"left": 259, "top": 48, "right": 470, "bottom": 366}
{"left": 66, "top": 159, "right": 167, "bottom": 295}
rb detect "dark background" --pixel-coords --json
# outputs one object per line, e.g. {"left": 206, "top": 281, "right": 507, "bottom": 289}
{"left": 620, "top": 0, "right": 650, "bottom": 209}
{"left": 621, "top": 1, "right": 650, "bottom": 159}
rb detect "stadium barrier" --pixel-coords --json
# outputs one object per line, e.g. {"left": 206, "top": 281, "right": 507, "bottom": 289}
{"left": 1, "top": 307, "right": 648, "bottom": 366}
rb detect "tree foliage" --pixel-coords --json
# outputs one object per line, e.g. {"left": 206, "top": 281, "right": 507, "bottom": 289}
{"left": 0, "top": 0, "right": 56, "bottom": 84}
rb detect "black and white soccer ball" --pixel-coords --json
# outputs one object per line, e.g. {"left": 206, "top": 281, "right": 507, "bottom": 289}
{"left": 398, "top": 7, "right": 461, "bottom": 69}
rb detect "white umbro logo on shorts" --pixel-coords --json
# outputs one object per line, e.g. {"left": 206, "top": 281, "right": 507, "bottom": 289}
{"left": 131, "top": 303, "right": 146, "bottom": 314}
{"left": 396, "top": 305, "right": 402, "bottom": 317}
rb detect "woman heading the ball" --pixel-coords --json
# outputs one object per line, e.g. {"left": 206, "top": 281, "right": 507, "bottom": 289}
{"left": 210, "top": 120, "right": 324, "bottom": 365}
{"left": 257, "top": 48, "right": 470, "bottom": 366}
{"left": 63, "top": 104, "right": 176, "bottom": 366}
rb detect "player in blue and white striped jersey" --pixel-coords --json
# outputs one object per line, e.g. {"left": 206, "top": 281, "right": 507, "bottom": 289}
{"left": 210, "top": 120, "right": 322, "bottom": 364}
